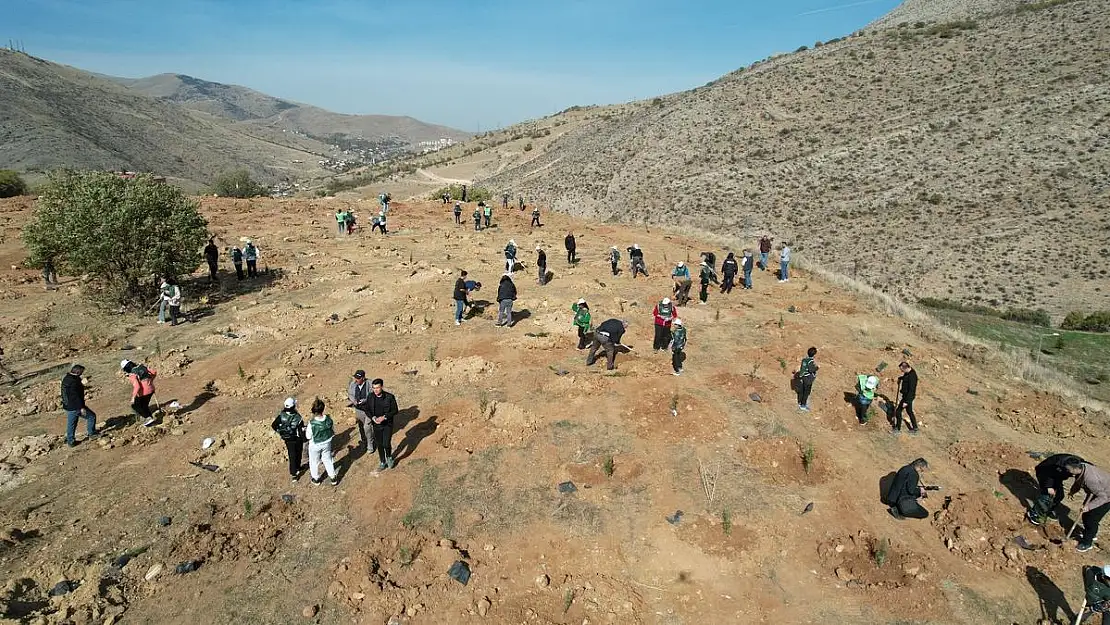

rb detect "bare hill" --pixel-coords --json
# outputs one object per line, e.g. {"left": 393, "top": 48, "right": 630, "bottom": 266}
{"left": 442, "top": 0, "right": 1110, "bottom": 317}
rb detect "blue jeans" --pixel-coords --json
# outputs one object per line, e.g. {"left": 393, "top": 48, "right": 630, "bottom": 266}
{"left": 743, "top": 269, "right": 752, "bottom": 289}
{"left": 454, "top": 299, "right": 465, "bottom": 322}
{"left": 158, "top": 299, "right": 168, "bottom": 322}
{"left": 780, "top": 261, "right": 789, "bottom": 281}
{"left": 760, "top": 252, "right": 768, "bottom": 269}
{"left": 66, "top": 408, "right": 97, "bottom": 443}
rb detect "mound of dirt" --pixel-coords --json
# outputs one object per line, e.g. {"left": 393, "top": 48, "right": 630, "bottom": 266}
{"left": 484, "top": 401, "right": 538, "bottom": 443}
{"left": 198, "top": 420, "right": 285, "bottom": 469}
{"left": 929, "top": 490, "right": 1055, "bottom": 572}
{"left": 948, "top": 440, "right": 1030, "bottom": 476}
{"left": 992, "top": 392, "right": 1110, "bottom": 439}
{"left": 676, "top": 513, "right": 755, "bottom": 559}
{"left": 817, "top": 531, "right": 933, "bottom": 590}
{"left": 212, "top": 367, "right": 303, "bottom": 399}
{"left": 400, "top": 356, "right": 494, "bottom": 387}
{"left": 168, "top": 497, "right": 305, "bottom": 565}
{"left": 0, "top": 434, "right": 59, "bottom": 490}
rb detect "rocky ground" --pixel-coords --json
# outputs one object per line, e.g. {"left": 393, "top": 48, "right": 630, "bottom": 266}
{"left": 1, "top": 195, "right": 1108, "bottom": 624}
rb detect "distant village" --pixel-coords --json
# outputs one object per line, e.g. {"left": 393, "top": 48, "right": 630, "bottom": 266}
{"left": 315, "top": 136, "right": 457, "bottom": 173}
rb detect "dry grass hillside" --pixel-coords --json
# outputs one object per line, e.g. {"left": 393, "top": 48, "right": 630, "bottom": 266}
{"left": 436, "top": 0, "right": 1110, "bottom": 318}
{"left": 1, "top": 194, "right": 1109, "bottom": 624}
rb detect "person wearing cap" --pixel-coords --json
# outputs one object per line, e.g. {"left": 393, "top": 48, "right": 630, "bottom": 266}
{"left": 1069, "top": 462, "right": 1110, "bottom": 552}
{"left": 721, "top": 253, "right": 738, "bottom": 294}
{"left": 453, "top": 201, "right": 462, "bottom": 224}
{"left": 530, "top": 205, "right": 542, "bottom": 227}
{"left": 348, "top": 370, "right": 375, "bottom": 453}
{"left": 1082, "top": 564, "right": 1110, "bottom": 621}
{"left": 504, "top": 240, "right": 518, "bottom": 273}
{"left": 496, "top": 273, "right": 517, "bottom": 327}
{"left": 229, "top": 245, "right": 245, "bottom": 281}
{"left": 472, "top": 206, "right": 482, "bottom": 231}
{"left": 1027, "top": 454, "right": 1085, "bottom": 526}
{"left": 796, "top": 347, "right": 819, "bottom": 411}
{"left": 365, "top": 378, "right": 399, "bottom": 470}
{"left": 565, "top": 232, "right": 577, "bottom": 264}
{"left": 854, "top": 373, "right": 879, "bottom": 424}
{"left": 452, "top": 270, "right": 470, "bottom": 326}
{"left": 60, "top": 364, "right": 97, "bottom": 447}
{"left": 587, "top": 318, "right": 628, "bottom": 371}
{"left": 886, "top": 457, "right": 931, "bottom": 520}
{"left": 698, "top": 259, "right": 719, "bottom": 304}
{"left": 608, "top": 246, "right": 621, "bottom": 276}
{"left": 271, "top": 397, "right": 305, "bottom": 482}
{"left": 243, "top": 240, "right": 260, "bottom": 278}
{"left": 671, "top": 262, "right": 692, "bottom": 305}
{"left": 482, "top": 201, "right": 493, "bottom": 228}
{"left": 305, "top": 397, "right": 338, "bottom": 485}
{"left": 669, "top": 319, "right": 687, "bottom": 376}
{"left": 536, "top": 246, "right": 547, "bottom": 286}
{"left": 571, "top": 298, "right": 592, "bottom": 350}
{"left": 121, "top": 359, "right": 158, "bottom": 427}
{"left": 894, "top": 361, "right": 919, "bottom": 433}
{"left": 652, "top": 297, "right": 677, "bottom": 351}
{"left": 628, "top": 244, "right": 646, "bottom": 278}
{"left": 376, "top": 211, "right": 388, "bottom": 235}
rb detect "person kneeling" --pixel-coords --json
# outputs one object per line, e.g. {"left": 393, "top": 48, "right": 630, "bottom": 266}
{"left": 886, "top": 457, "right": 931, "bottom": 520}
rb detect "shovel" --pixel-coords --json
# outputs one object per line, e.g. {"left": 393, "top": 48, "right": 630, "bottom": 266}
{"left": 1066, "top": 493, "right": 1093, "bottom": 541}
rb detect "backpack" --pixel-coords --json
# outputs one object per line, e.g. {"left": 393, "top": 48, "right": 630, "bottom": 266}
{"left": 276, "top": 410, "right": 302, "bottom": 439}
{"left": 130, "top": 364, "right": 152, "bottom": 381}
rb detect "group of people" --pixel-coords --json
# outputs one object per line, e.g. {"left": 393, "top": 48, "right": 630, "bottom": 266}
{"left": 58, "top": 359, "right": 160, "bottom": 447}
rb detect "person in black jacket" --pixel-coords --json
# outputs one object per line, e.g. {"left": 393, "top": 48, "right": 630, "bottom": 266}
{"left": 894, "top": 361, "right": 919, "bottom": 433}
{"left": 271, "top": 397, "right": 305, "bottom": 481}
{"left": 886, "top": 458, "right": 931, "bottom": 520}
{"left": 720, "top": 253, "right": 738, "bottom": 294}
{"left": 1027, "top": 453, "right": 1085, "bottom": 525}
{"left": 536, "top": 247, "right": 547, "bottom": 286}
{"left": 204, "top": 238, "right": 219, "bottom": 283}
{"left": 496, "top": 274, "right": 517, "bottom": 327}
{"left": 586, "top": 318, "right": 628, "bottom": 371}
{"left": 565, "top": 232, "right": 577, "bottom": 264}
{"left": 453, "top": 270, "right": 469, "bottom": 325}
{"left": 60, "top": 364, "right": 97, "bottom": 447}
{"left": 366, "top": 378, "right": 399, "bottom": 470}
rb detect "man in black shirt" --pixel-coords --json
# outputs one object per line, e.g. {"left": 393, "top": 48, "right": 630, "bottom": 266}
{"left": 204, "top": 238, "right": 219, "bottom": 283}
{"left": 453, "top": 270, "right": 469, "bottom": 326}
{"left": 586, "top": 319, "right": 628, "bottom": 371}
{"left": 61, "top": 364, "right": 97, "bottom": 447}
{"left": 1027, "top": 453, "right": 1085, "bottom": 525}
{"left": 366, "top": 378, "right": 399, "bottom": 470}
{"left": 894, "top": 361, "right": 919, "bottom": 433}
{"left": 536, "top": 247, "right": 547, "bottom": 286}
{"left": 565, "top": 232, "right": 577, "bottom": 264}
{"left": 886, "top": 458, "right": 931, "bottom": 520}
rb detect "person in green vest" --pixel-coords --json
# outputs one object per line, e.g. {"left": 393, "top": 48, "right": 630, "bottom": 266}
{"left": 453, "top": 202, "right": 462, "bottom": 224}
{"left": 335, "top": 209, "right": 347, "bottom": 235}
{"left": 855, "top": 374, "right": 879, "bottom": 423}
{"left": 482, "top": 202, "right": 493, "bottom": 228}
{"left": 473, "top": 207, "right": 482, "bottom": 231}
{"left": 698, "top": 260, "right": 719, "bottom": 305}
{"left": 305, "top": 397, "right": 338, "bottom": 486}
{"left": 670, "top": 318, "right": 687, "bottom": 376}
{"left": 608, "top": 246, "right": 621, "bottom": 276}
{"left": 571, "top": 298, "right": 592, "bottom": 349}
{"left": 796, "top": 347, "right": 819, "bottom": 411}
{"left": 229, "top": 246, "right": 244, "bottom": 281}
{"left": 671, "top": 262, "right": 692, "bottom": 304}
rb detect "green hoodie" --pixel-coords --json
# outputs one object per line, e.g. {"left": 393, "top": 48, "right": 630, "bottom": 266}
{"left": 571, "top": 303, "right": 591, "bottom": 330}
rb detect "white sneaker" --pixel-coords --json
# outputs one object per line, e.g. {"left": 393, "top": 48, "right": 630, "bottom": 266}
{"left": 143, "top": 417, "right": 156, "bottom": 427}
{"left": 673, "top": 370, "right": 682, "bottom": 376}
{"left": 455, "top": 320, "right": 461, "bottom": 326}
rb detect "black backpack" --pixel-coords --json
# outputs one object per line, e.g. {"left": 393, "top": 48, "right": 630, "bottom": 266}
{"left": 276, "top": 410, "right": 302, "bottom": 439}
{"left": 130, "top": 364, "right": 152, "bottom": 381}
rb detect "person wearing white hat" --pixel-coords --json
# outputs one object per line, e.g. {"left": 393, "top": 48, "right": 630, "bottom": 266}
{"left": 121, "top": 359, "right": 158, "bottom": 427}
{"left": 652, "top": 297, "right": 677, "bottom": 351}
{"left": 504, "top": 240, "right": 518, "bottom": 274}
{"left": 271, "top": 397, "right": 305, "bottom": 482}
{"left": 571, "top": 298, "right": 592, "bottom": 349}
{"left": 608, "top": 246, "right": 621, "bottom": 276}
{"left": 671, "top": 262, "right": 692, "bottom": 304}
{"left": 243, "top": 239, "right": 260, "bottom": 278}
{"left": 536, "top": 246, "right": 547, "bottom": 286}
{"left": 669, "top": 319, "right": 687, "bottom": 376}
{"left": 854, "top": 373, "right": 880, "bottom": 424}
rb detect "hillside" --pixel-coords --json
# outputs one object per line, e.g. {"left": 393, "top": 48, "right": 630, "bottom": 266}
{"left": 1, "top": 195, "right": 1108, "bottom": 624}
{"left": 404, "top": 0, "right": 1109, "bottom": 318}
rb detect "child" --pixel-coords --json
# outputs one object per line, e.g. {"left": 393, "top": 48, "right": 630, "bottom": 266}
{"left": 670, "top": 318, "right": 687, "bottom": 375}
{"left": 305, "top": 397, "right": 338, "bottom": 486}
{"left": 271, "top": 397, "right": 305, "bottom": 482}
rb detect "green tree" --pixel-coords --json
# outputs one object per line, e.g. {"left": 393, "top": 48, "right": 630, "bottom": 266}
{"left": 0, "top": 170, "right": 28, "bottom": 198}
{"left": 213, "top": 169, "right": 266, "bottom": 198}
{"left": 22, "top": 170, "right": 209, "bottom": 305}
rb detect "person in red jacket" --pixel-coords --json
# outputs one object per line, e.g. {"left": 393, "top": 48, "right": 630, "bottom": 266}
{"left": 652, "top": 297, "right": 677, "bottom": 351}
{"left": 121, "top": 359, "right": 158, "bottom": 427}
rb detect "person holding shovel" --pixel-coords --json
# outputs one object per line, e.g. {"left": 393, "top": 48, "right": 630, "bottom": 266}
{"left": 571, "top": 298, "right": 592, "bottom": 350}
{"left": 586, "top": 318, "right": 629, "bottom": 371}
{"left": 1027, "top": 454, "right": 1085, "bottom": 526}
{"left": 1069, "top": 462, "right": 1110, "bottom": 552}
{"left": 854, "top": 374, "right": 879, "bottom": 424}
{"left": 121, "top": 359, "right": 158, "bottom": 427}
{"left": 893, "top": 361, "right": 919, "bottom": 433}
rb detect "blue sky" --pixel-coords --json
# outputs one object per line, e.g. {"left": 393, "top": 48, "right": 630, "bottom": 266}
{"left": 7, "top": 0, "right": 902, "bottom": 131}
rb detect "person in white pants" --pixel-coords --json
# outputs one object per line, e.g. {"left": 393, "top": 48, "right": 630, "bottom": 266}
{"left": 305, "top": 397, "right": 338, "bottom": 486}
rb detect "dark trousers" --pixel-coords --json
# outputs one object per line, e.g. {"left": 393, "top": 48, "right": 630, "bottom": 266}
{"left": 586, "top": 336, "right": 617, "bottom": 370}
{"left": 454, "top": 212, "right": 461, "bottom": 223}
{"left": 672, "top": 349, "right": 685, "bottom": 373}
{"left": 474, "top": 219, "right": 481, "bottom": 231}
{"left": 169, "top": 305, "right": 180, "bottom": 326}
{"left": 246, "top": 260, "right": 258, "bottom": 277}
{"left": 653, "top": 324, "right": 671, "bottom": 350}
{"left": 372, "top": 422, "right": 393, "bottom": 463}
{"left": 567, "top": 249, "right": 576, "bottom": 263}
{"left": 721, "top": 274, "right": 735, "bottom": 293}
{"left": 538, "top": 264, "right": 546, "bottom": 285}
{"left": 531, "top": 216, "right": 541, "bottom": 226}
{"left": 895, "top": 398, "right": 918, "bottom": 430}
{"left": 131, "top": 393, "right": 154, "bottom": 421}
{"left": 797, "top": 376, "right": 814, "bottom": 407}
{"left": 1082, "top": 502, "right": 1110, "bottom": 542}
{"left": 894, "top": 497, "right": 928, "bottom": 519}
{"left": 234, "top": 262, "right": 244, "bottom": 280}
{"left": 855, "top": 395, "right": 872, "bottom": 423}
{"left": 611, "top": 261, "right": 618, "bottom": 275}
{"left": 283, "top": 438, "right": 303, "bottom": 477}
{"left": 484, "top": 215, "right": 491, "bottom": 227}
{"left": 699, "top": 282, "right": 709, "bottom": 303}
{"left": 577, "top": 326, "right": 589, "bottom": 350}
{"left": 207, "top": 259, "right": 218, "bottom": 282}
{"left": 1031, "top": 469, "right": 1065, "bottom": 518}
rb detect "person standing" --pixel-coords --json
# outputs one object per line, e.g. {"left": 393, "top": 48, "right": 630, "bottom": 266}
{"left": 453, "top": 202, "right": 462, "bottom": 224}
{"left": 42, "top": 257, "right": 58, "bottom": 288}
{"left": 720, "top": 253, "right": 738, "bottom": 294}
{"left": 60, "top": 364, "right": 97, "bottom": 447}
{"left": 482, "top": 202, "right": 492, "bottom": 228}
{"left": 531, "top": 206, "right": 542, "bottom": 227}
{"left": 157, "top": 276, "right": 182, "bottom": 325}
{"left": 586, "top": 318, "right": 628, "bottom": 371}
{"left": 204, "top": 238, "right": 219, "bottom": 283}
{"left": 442, "top": 191, "right": 450, "bottom": 205}
{"left": 854, "top": 374, "right": 879, "bottom": 424}
{"left": 496, "top": 273, "right": 517, "bottom": 327}
{"left": 229, "top": 246, "right": 245, "bottom": 281}
{"left": 652, "top": 297, "right": 677, "bottom": 351}
{"left": 886, "top": 457, "right": 931, "bottom": 520}
{"left": 1027, "top": 454, "right": 1085, "bottom": 526}
{"left": 670, "top": 318, "right": 687, "bottom": 376}
{"left": 335, "top": 209, "right": 347, "bottom": 235}
{"left": 473, "top": 207, "right": 482, "bottom": 231}
{"left": 894, "top": 362, "right": 919, "bottom": 433}
{"left": 504, "top": 239, "right": 518, "bottom": 273}
{"left": 536, "top": 246, "right": 547, "bottom": 285}
{"left": 779, "top": 243, "right": 791, "bottom": 283}
{"left": 1070, "top": 462, "right": 1110, "bottom": 552}
{"left": 571, "top": 298, "right": 592, "bottom": 349}
{"left": 271, "top": 397, "right": 305, "bottom": 482}
{"left": 461, "top": 184, "right": 468, "bottom": 203}
{"left": 305, "top": 398, "right": 338, "bottom": 485}
{"left": 698, "top": 260, "right": 718, "bottom": 304}
{"left": 121, "top": 359, "right": 158, "bottom": 427}
{"left": 348, "top": 370, "right": 374, "bottom": 453}
{"left": 244, "top": 240, "right": 260, "bottom": 278}
{"left": 502, "top": 192, "right": 510, "bottom": 211}
{"left": 608, "top": 246, "right": 621, "bottom": 276}
{"left": 758, "top": 235, "right": 772, "bottom": 271}
{"left": 376, "top": 212, "right": 388, "bottom": 235}
{"left": 366, "top": 378, "right": 398, "bottom": 470}
{"left": 796, "top": 347, "right": 819, "bottom": 411}
{"left": 742, "top": 250, "right": 755, "bottom": 289}
{"left": 345, "top": 210, "right": 356, "bottom": 235}
{"left": 453, "top": 270, "right": 470, "bottom": 326}
{"left": 565, "top": 232, "right": 577, "bottom": 264}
